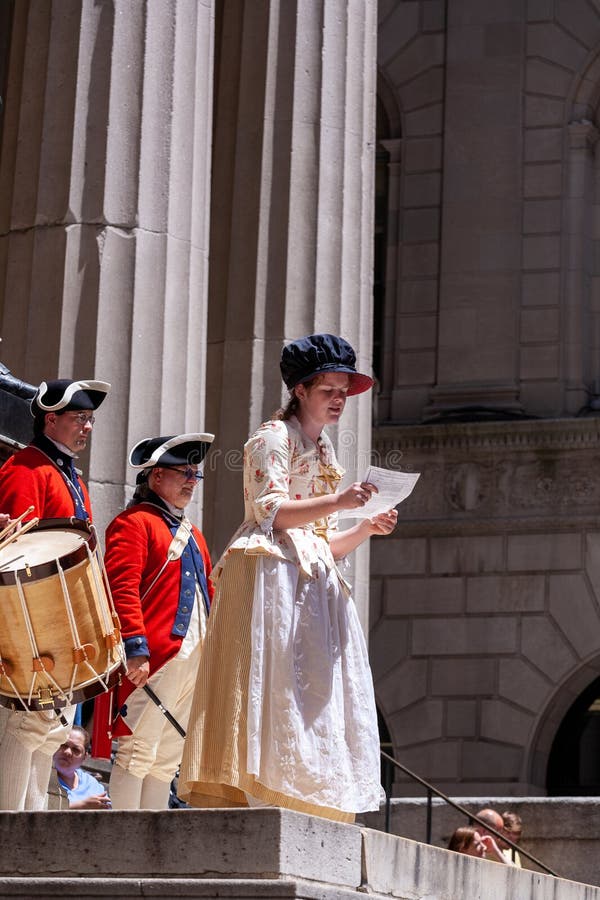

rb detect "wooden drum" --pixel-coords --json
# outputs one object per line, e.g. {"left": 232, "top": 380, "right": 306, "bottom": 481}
{"left": 0, "top": 520, "right": 125, "bottom": 711}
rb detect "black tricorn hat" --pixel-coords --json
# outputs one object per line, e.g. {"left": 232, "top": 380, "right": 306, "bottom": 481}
{"left": 32, "top": 379, "right": 111, "bottom": 415}
{"left": 129, "top": 433, "right": 215, "bottom": 470}
{"left": 280, "top": 333, "right": 373, "bottom": 396}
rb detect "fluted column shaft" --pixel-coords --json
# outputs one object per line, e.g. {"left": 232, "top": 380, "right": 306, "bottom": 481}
{"left": 0, "top": 0, "right": 215, "bottom": 534}
{"left": 205, "top": 0, "right": 377, "bottom": 625}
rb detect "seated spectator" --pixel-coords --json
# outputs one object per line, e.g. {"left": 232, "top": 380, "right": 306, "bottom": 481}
{"left": 501, "top": 810, "right": 523, "bottom": 867}
{"left": 52, "top": 726, "right": 111, "bottom": 809}
{"left": 447, "top": 825, "right": 507, "bottom": 863}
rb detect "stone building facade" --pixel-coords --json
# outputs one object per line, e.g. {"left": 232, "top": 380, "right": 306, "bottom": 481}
{"left": 372, "top": 0, "right": 600, "bottom": 796}
{"left": 1, "top": 0, "right": 600, "bottom": 799}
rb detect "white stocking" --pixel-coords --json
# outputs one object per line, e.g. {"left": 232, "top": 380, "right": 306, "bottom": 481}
{"left": 139, "top": 774, "right": 171, "bottom": 810}
{"left": 109, "top": 764, "right": 143, "bottom": 809}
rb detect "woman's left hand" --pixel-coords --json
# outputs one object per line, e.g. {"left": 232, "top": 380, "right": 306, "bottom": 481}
{"left": 366, "top": 509, "right": 398, "bottom": 535}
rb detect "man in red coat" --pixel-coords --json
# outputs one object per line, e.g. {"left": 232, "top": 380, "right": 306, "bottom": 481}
{"left": 102, "top": 432, "right": 214, "bottom": 809}
{"left": 0, "top": 378, "right": 110, "bottom": 810}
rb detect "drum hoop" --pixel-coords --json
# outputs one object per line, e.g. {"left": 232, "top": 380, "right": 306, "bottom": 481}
{"left": 0, "top": 521, "right": 97, "bottom": 586}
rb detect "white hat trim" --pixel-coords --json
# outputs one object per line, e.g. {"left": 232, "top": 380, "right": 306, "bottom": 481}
{"left": 129, "top": 432, "right": 215, "bottom": 470}
{"left": 35, "top": 380, "right": 112, "bottom": 412}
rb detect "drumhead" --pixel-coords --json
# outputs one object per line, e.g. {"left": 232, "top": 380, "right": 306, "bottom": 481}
{"left": 0, "top": 529, "right": 88, "bottom": 573}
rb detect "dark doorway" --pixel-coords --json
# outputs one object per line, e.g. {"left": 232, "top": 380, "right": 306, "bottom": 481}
{"left": 547, "top": 676, "right": 600, "bottom": 795}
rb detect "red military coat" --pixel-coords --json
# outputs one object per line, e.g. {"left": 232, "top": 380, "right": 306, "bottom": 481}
{"left": 0, "top": 445, "right": 92, "bottom": 521}
{"left": 104, "top": 502, "right": 213, "bottom": 671}
{"left": 93, "top": 501, "right": 213, "bottom": 751}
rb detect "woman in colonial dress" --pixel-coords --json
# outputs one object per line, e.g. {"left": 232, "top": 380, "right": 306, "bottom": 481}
{"left": 179, "top": 334, "right": 398, "bottom": 822}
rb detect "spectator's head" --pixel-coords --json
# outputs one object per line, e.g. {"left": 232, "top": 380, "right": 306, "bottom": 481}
{"left": 502, "top": 810, "right": 523, "bottom": 846}
{"left": 475, "top": 807, "right": 504, "bottom": 836}
{"left": 447, "top": 826, "right": 485, "bottom": 857}
{"left": 52, "top": 726, "right": 90, "bottom": 778}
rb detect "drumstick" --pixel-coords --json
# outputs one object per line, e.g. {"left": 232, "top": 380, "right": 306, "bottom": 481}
{"left": 0, "top": 506, "right": 35, "bottom": 543}
{"left": 0, "top": 516, "right": 39, "bottom": 555}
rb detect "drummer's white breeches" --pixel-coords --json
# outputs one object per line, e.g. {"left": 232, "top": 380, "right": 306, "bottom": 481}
{"left": 0, "top": 704, "right": 75, "bottom": 810}
{"left": 109, "top": 643, "right": 200, "bottom": 809}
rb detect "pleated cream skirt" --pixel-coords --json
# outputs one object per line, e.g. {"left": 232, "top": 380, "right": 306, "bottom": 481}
{"left": 179, "top": 549, "right": 380, "bottom": 823}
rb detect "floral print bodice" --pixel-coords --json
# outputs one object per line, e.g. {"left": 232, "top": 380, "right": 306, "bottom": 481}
{"left": 212, "top": 416, "right": 347, "bottom": 581}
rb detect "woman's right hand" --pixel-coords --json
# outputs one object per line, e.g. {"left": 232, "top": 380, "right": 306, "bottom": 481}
{"left": 336, "top": 481, "right": 377, "bottom": 510}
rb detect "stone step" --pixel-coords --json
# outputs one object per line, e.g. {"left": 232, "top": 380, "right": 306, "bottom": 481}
{"left": 0, "top": 808, "right": 597, "bottom": 900}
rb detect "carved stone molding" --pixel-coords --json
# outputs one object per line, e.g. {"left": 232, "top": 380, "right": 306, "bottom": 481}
{"left": 373, "top": 417, "right": 600, "bottom": 534}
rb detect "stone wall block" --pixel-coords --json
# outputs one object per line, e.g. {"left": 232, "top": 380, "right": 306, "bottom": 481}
{"left": 461, "top": 740, "right": 523, "bottom": 779}
{"left": 523, "top": 162, "right": 562, "bottom": 197}
{"left": 400, "top": 67, "right": 444, "bottom": 111}
{"left": 523, "top": 198, "right": 562, "bottom": 233}
{"left": 519, "top": 344, "right": 560, "bottom": 380}
{"left": 498, "top": 657, "right": 552, "bottom": 711}
{"left": 401, "top": 242, "right": 439, "bottom": 277}
{"left": 523, "top": 235, "right": 561, "bottom": 269}
{"left": 391, "top": 741, "right": 460, "bottom": 782}
{"left": 395, "top": 349, "right": 436, "bottom": 385}
{"left": 527, "top": 0, "right": 554, "bottom": 22}
{"left": 526, "top": 58, "right": 573, "bottom": 97}
{"left": 466, "top": 574, "right": 545, "bottom": 613}
{"left": 402, "top": 208, "right": 440, "bottom": 242}
{"left": 377, "top": 1, "right": 419, "bottom": 66}
{"left": 370, "top": 618, "right": 410, "bottom": 682}
{"left": 431, "top": 536, "right": 504, "bottom": 574}
{"left": 397, "top": 314, "right": 437, "bottom": 349}
{"left": 527, "top": 23, "right": 587, "bottom": 71}
{"left": 403, "top": 136, "right": 443, "bottom": 173}
{"left": 507, "top": 533, "right": 582, "bottom": 571}
{"left": 390, "top": 699, "right": 445, "bottom": 747}
{"left": 371, "top": 538, "right": 427, "bottom": 575}
{"left": 384, "top": 576, "right": 463, "bottom": 616}
{"left": 522, "top": 271, "right": 560, "bottom": 305}
{"left": 521, "top": 617, "right": 577, "bottom": 680}
{"left": 412, "top": 617, "right": 518, "bottom": 655}
{"left": 431, "top": 657, "right": 496, "bottom": 695}
{"left": 446, "top": 699, "right": 477, "bottom": 736}
{"left": 403, "top": 102, "right": 444, "bottom": 137}
{"left": 525, "top": 94, "right": 567, "bottom": 127}
{"left": 403, "top": 171, "right": 442, "bottom": 207}
{"left": 584, "top": 532, "right": 600, "bottom": 600}
{"left": 399, "top": 279, "right": 439, "bottom": 313}
{"left": 480, "top": 698, "right": 535, "bottom": 744}
{"left": 376, "top": 658, "right": 428, "bottom": 716}
{"left": 548, "top": 574, "right": 600, "bottom": 658}
{"left": 387, "top": 33, "right": 445, "bottom": 86}
{"left": 521, "top": 307, "right": 560, "bottom": 342}
{"left": 524, "top": 126, "right": 563, "bottom": 163}
{"left": 556, "top": 0, "right": 600, "bottom": 48}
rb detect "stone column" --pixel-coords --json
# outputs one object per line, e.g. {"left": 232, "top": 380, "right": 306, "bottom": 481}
{"left": 428, "top": 0, "right": 525, "bottom": 415}
{"left": 0, "top": 0, "right": 215, "bottom": 534}
{"left": 564, "top": 120, "right": 599, "bottom": 414}
{"left": 204, "top": 0, "right": 378, "bottom": 626}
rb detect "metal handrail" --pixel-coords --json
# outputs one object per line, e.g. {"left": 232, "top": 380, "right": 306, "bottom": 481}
{"left": 380, "top": 748, "right": 558, "bottom": 878}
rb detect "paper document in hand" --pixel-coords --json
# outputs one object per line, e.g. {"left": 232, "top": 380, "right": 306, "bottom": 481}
{"left": 339, "top": 466, "right": 420, "bottom": 520}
